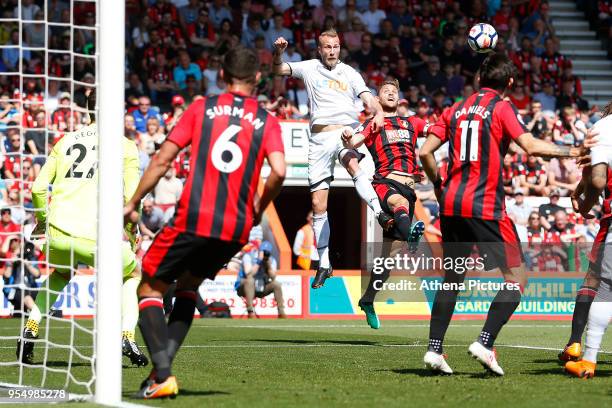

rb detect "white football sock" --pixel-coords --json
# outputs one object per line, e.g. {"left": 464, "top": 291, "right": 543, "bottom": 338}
{"left": 122, "top": 276, "right": 141, "bottom": 336}
{"left": 353, "top": 170, "right": 382, "bottom": 214}
{"left": 313, "top": 211, "right": 330, "bottom": 269}
{"left": 583, "top": 292, "right": 612, "bottom": 363}
{"left": 29, "top": 303, "right": 42, "bottom": 324}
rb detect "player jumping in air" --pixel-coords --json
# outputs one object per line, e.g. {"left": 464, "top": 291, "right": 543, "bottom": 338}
{"left": 17, "top": 90, "right": 148, "bottom": 367}
{"left": 563, "top": 103, "right": 612, "bottom": 378}
{"left": 341, "top": 79, "right": 426, "bottom": 329}
{"left": 273, "top": 31, "right": 393, "bottom": 289}
{"left": 124, "top": 47, "right": 286, "bottom": 399}
{"left": 419, "top": 53, "right": 588, "bottom": 375}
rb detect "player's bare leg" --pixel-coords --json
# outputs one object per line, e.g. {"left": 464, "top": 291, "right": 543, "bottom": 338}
{"left": 311, "top": 188, "right": 333, "bottom": 289}
{"left": 468, "top": 264, "right": 527, "bottom": 376}
{"left": 340, "top": 152, "right": 393, "bottom": 231}
{"left": 135, "top": 275, "right": 178, "bottom": 399}
{"left": 122, "top": 265, "right": 149, "bottom": 367}
{"left": 560, "top": 270, "right": 601, "bottom": 362}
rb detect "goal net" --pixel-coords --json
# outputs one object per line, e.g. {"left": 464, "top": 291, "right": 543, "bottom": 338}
{"left": 0, "top": 1, "right": 125, "bottom": 404}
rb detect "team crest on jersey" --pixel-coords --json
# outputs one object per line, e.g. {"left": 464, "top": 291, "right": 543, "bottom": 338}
{"left": 400, "top": 120, "right": 410, "bottom": 128}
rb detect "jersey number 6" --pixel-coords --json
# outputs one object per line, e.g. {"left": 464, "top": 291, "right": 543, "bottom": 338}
{"left": 212, "top": 124, "right": 243, "bottom": 173}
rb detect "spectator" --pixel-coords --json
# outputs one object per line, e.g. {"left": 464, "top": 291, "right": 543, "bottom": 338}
{"left": 293, "top": 211, "right": 318, "bottom": 270}
{"left": 3, "top": 29, "right": 31, "bottom": 72}
{"left": 139, "top": 198, "right": 165, "bottom": 241}
{"left": 344, "top": 17, "right": 365, "bottom": 52}
{"left": 552, "top": 107, "right": 587, "bottom": 146}
{"left": 313, "top": 0, "right": 337, "bottom": 26}
{"left": 387, "top": 0, "right": 412, "bottom": 31}
{"left": 173, "top": 51, "right": 201, "bottom": 91}
{"left": 416, "top": 55, "right": 446, "bottom": 96}
{"left": 351, "top": 33, "right": 377, "bottom": 72}
{"left": 153, "top": 168, "right": 183, "bottom": 222}
{"left": 188, "top": 8, "right": 216, "bottom": 50}
{"left": 339, "top": 0, "right": 360, "bottom": 30}
{"left": 241, "top": 14, "right": 264, "bottom": 48}
{"left": 209, "top": 0, "right": 233, "bottom": 29}
{"left": 7, "top": 190, "right": 25, "bottom": 225}
{"left": 518, "top": 155, "right": 549, "bottom": 197}
{"left": 0, "top": 208, "right": 19, "bottom": 253}
{"left": 24, "top": 110, "right": 49, "bottom": 175}
{"left": 50, "top": 93, "right": 81, "bottom": 134}
{"left": 536, "top": 245, "right": 565, "bottom": 272}
{"left": 524, "top": 100, "right": 548, "bottom": 139}
{"left": 4, "top": 126, "right": 22, "bottom": 181}
{"left": 508, "top": 78, "right": 530, "bottom": 116}
{"left": 126, "top": 72, "right": 146, "bottom": 100}
{"left": 539, "top": 188, "right": 565, "bottom": 230}
{"left": 132, "top": 96, "right": 165, "bottom": 133}
{"left": 358, "top": 0, "right": 386, "bottom": 35}
{"left": 556, "top": 79, "right": 588, "bottom": 112}
{"left": 547, "top": 157, "right": 580, "bottom": 196}
{"left": 139, "top": 117, "right": 165, "bottom": 155}
{"left": 265, "top": 13, "right": 293, "bottom": 50}
{"left": 14, "top": 0, "right": 41, "bottom": 20}
{"left": 179, "top": 0, "right": 201, "bottom": 26}
{"left": 2, "top": 239, "right": 40, "bottom": 318}
{"left": 532, "top": 80, "right": 556, "bottom": 114}
{"left": 551, "top": 209, "right": 583, "bottom": 244}
{"left": 235, "top": 241, "right": 286, "bottom": 318}
{"left": 507, "top": 188, "right": 533, "bottom": 226}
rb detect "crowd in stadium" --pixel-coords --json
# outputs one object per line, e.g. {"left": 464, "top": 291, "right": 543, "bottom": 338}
{"left": 0, "top": 0, "right": 607, "bottom": 273}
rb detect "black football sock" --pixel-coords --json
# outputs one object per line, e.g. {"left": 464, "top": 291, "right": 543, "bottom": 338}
{"left": 392, "top": 205, "right": 414, "bottom": 243}
{"left": 360, "top": 266, "right": 391, "bottom": 304}
{"left": 139, "top": 297, "right": 171, "bottom": 382}
{"left": 568, "top": 286, "right": 597, "bottom": 345}
{"left": 479, "top": 282, "right": 522, "bottom": 348}
{"left": 428, "top": 287, "right": 461, "bottom": 354}
{"left": 167, "top": 290, "right": 197, "bottom": 363}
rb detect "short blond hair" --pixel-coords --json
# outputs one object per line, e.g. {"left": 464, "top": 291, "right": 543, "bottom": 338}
{"left": 318, "top": 29, "right": 339, "bottom": 45}
{"left": 379, "top": 79, "right": 400, "bottom": 92}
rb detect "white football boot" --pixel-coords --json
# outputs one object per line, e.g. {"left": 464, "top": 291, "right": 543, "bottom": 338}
{"left": 468, "top": 341, "right": 504, "bottom": 376}
{"left": 424, "top": 351, "right": 453, "bottom": 375}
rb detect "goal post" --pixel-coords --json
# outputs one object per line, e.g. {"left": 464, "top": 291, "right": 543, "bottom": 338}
{"left": 95, "top": 0, "right": 125, "bottom": 405}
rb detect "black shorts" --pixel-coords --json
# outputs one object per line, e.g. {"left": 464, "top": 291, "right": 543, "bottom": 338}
{"left": 440, "top": 215, "right": 524, "bottom": 271}
{"left": 142, "top": 226, "right": 243, "bottom": 284}
{"left": 373, "top": 178, "right": 417, "bottom": 240}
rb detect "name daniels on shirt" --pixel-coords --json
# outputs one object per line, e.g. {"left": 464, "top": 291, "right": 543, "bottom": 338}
{"left": 206, "top": 105, "right": 264, "bottom": 130}
{"left": 454, "top": 104, "right": 491, "bottom": 120}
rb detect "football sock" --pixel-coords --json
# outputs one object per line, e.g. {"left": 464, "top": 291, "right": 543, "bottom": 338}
{"left": 392, "top": 205, "right": 414, "bottom": 242}
{"left": 361, "top": 266, "right": 390, "bottom": 304}
{"left": 568, "top": 285, "right": 597, "bottom": 344}
{"left": 313, "top": 211, "right": 330, "bottom": 269}
{"left": 139, "top": 297, "right": 171, "bottom": 382}
{"left": 121, "top": 276, "right": 140, "bottom": 339}
{"left": 167, "top": 290, "right": 197, "bottom": 363}
{"left": 353, "top": 170, "right": 383, "bottom": 214}
{"left": 583, "top": 299, "right": 612, "bottom": 363}
{"left": 428, "top": 272, "right": 465, "bottom": 354}
{"left": 28, "top": 272, "right": 69, "bottom": 333}
{"left": 479, "top": 282, "right": 522, "bottom": 348}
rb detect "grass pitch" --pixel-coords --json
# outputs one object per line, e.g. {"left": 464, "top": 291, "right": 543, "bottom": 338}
{"left": 0, "top": 318, "right": 610, "bottom": 407}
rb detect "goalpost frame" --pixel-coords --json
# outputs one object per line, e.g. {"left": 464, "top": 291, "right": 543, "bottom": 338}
{"left": 95, "top": 0, "right": 126, "bottom": 405}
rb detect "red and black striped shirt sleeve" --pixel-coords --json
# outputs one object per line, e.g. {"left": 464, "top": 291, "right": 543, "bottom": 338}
{"left": 167, "top": 98, "right": 205, "bottom": 148}
{"left": 262, "top": 117, "right": 284, "bottom": 155}
{"left": 497, "top": 101, "right": 528, "bottom": 141}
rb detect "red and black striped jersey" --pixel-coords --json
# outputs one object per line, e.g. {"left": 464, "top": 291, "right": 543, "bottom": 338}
{"left": 429, "top": 88, "right": 528, "bottom": 220}
{"left": 358, "top": 116, "right": 428, "bottom": 178}
{"left": 166, "top": 92, "right": 284, "bottom": 244}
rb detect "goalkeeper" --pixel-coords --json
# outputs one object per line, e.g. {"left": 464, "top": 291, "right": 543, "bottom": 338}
{"left": 17, "top": 90, "right": 148, "bottom": 367}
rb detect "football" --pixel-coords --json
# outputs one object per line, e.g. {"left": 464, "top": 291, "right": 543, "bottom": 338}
{"left": 467, "top": 23, "right": 498, "bottom": 53}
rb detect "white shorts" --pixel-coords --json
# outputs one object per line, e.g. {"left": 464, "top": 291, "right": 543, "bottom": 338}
{"left": 308, "top": 128, "right": 345, "bottom": 192}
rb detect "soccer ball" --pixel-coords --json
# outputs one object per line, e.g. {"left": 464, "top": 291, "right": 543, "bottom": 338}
{"left": 467, "top": 23, "right": 498, "bottom": 53}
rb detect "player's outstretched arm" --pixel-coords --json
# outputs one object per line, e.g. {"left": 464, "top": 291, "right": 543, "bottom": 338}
{"left": 124, "top": 140, "right": 180, "bottom": 223}
{"left": 255, "top": 151, "right": 286, "bottom": 225}
{"left": 272, "top": 37, "right": 292, "bottom": 76}
{"left": 515, "top": 132, "right": 586, "bottom": 159}
{"left": 341, "top": 126, "right": 365, "bottom": 149}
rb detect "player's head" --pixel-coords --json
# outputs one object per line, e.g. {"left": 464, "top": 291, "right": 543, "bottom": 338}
{"left": 602, "top": 99, "right": 612, "bottom": 118}
{"left": 477, "top": 52, "right": 518, "bottom": 95}
{"left": 318, "top": 29, "right": 340, "bottom": 69}
{"left": 377, "top": 79, "right": 400, "bottom": 112}
{"left": 221, "top": 47, "right": 260, "bottom": 90}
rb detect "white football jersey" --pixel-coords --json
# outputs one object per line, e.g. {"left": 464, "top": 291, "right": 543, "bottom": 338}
{"left": 591, "top": 114, "right": 612, "bottom": 168}
{"left": 287, "top": 59, "right": 370, "bottom": 128}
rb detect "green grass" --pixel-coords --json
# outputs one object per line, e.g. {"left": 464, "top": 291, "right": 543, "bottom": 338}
{"left": 0, "top": 318, "right": 610, "bottom": 407}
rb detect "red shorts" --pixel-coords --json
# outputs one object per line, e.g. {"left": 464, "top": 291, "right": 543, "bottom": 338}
{"left": 142, "top": 226, "right": 243, "bottom": 284}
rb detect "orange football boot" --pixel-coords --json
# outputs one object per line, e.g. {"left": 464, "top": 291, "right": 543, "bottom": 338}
{"left": 565, "top": 359, "right": 596, "bottom": 379}
{"left": 558, "top": 342, "right": 581, "bottom": 362}
{"left": 135, "top": 375, "right": 179, "bottom": 399}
